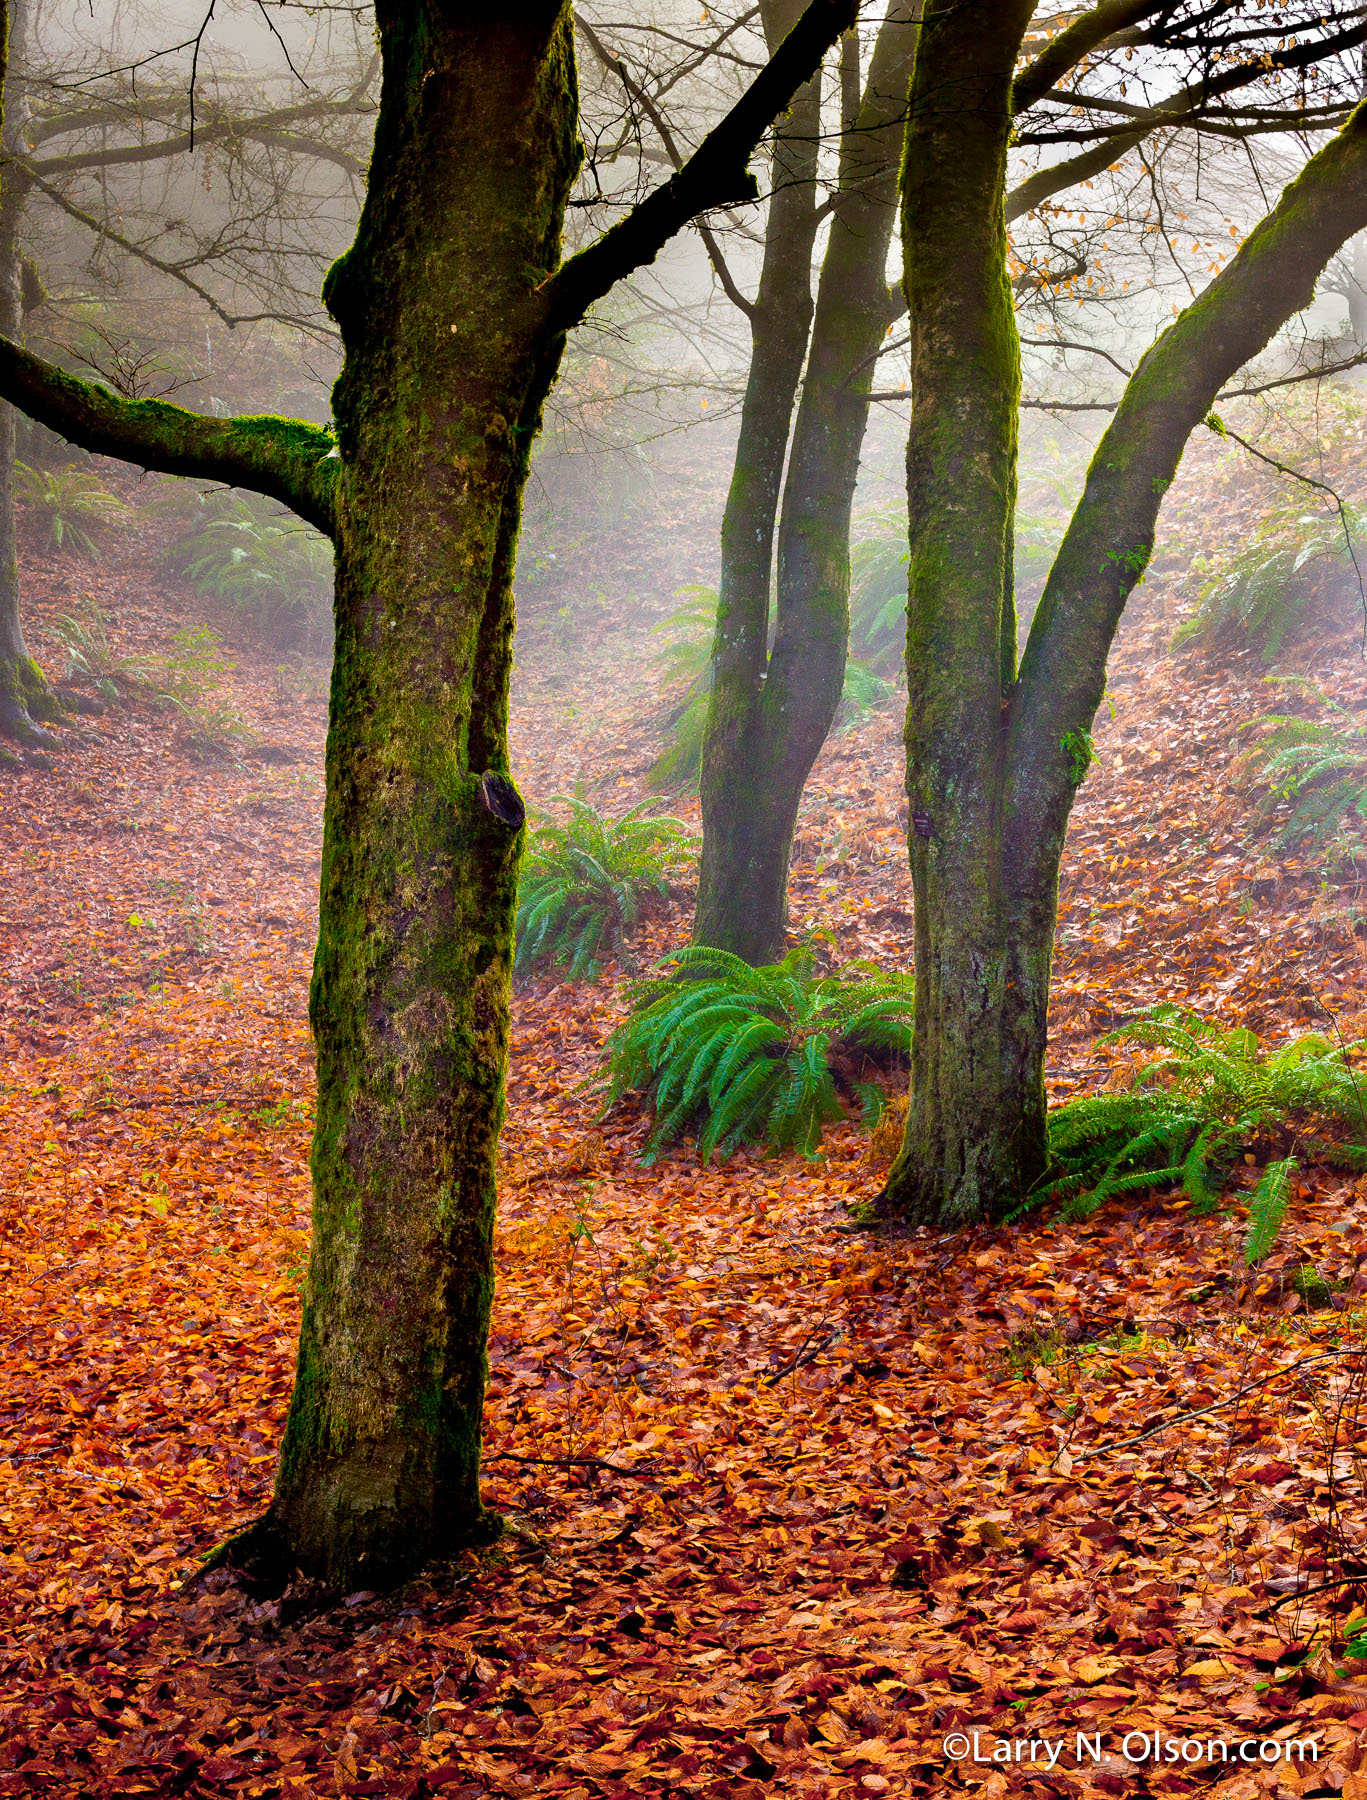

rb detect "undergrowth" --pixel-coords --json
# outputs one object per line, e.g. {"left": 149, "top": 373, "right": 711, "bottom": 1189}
{"left": 1234, "top": 680, "right": 1367, "bottom": 870}
{"left": 515, "top": 796, "right": 696, "bottom": 981}
{"left": 1172, "top": 501, "right": 1367, "bottom": 661}
{"left": 157, "top": 625, "right": 258, "bottom": 756}
{"left": 163, "top": 492, "right": 333, "bottom": 651}
{"left": 16, "top": 462, "right": 132, "bottom": 559}
{"left": 603, "top": 945, "right": 914, "bottom": 1163}
{"left": 1039, "top": 1005, "right": 1367, "bottom": 1263}
{"left": 52, "top": 605, "right": 153, "bottom": 699}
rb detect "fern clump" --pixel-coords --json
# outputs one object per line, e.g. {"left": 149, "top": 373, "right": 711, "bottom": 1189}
{"left": 1172, "top": 501, "right": 1367, "bottom": 662}
{"left": 1234, "top": 682, "right": 1367, "bottom": 869}
{"left": 52, "top": 605, "right": 153, "bottom": 699}
{"left": 16, "top": 461, "right": 132, "bottom": 559}
{"left": 835, "top": 659, "right": 895, "bottom": 730}
{"left": 603, "top": 945, "right": 914, "bottom": 1163}
{"left": 849, "top": 524, "right": 909, "bottom": 674}
{"left": 164, "top": 492, "right": 333, "bottom": 650}
{"left": 515, "top": 796, "right": 696, "bottom": 982}
{"left": 646, "top": 585, "right": 714, "bottom": 792}
{"left": 1042, "top": 1005, "right": 1367, "bottom": 1262}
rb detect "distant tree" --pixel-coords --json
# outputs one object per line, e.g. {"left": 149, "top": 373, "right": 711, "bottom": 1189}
{"left": 692, "top": 0, "right": 915, "bottom": 964}
{"left": 684, "top": 0, "right": 1367, "bottom": 962}
{"left": 881, "top": 0, "right": 1367, "bottom": 1226}
{"left": 0, "top": 0, "right": 855, "bottom": 1587}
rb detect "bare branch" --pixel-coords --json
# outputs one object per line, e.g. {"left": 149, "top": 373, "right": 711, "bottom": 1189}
{"left": 1012, "top": 0, "right": 1169, "bottom": 115}
{"left": 1008, "top": 12, "right": 1367, "bottom": 218}
{"left": 538, "top": 0, "right": 856, "bottom": 335}
{"left": 574, "top": 14, "right": 755, "bottom": 320}
{"left": 30, "top": 95, "right": 373, "bottom": 179}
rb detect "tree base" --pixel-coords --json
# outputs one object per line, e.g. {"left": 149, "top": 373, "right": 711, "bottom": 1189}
{"left": 192, "top": 1498, "right": 507, "bottom": 1597}
{"left": 872, "top": 1153, "right": 1010, "bottom": 1230}
{"left": 0, "top": 651, "right": 65, "bottom": 748}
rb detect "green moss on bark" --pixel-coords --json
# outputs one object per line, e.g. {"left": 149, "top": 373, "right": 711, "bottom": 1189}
{"left": 881, "top": 0, "right": 1041, "bottom": 1227}
{"left": 252, "top": 8, "right": 578, "bottom": 1590}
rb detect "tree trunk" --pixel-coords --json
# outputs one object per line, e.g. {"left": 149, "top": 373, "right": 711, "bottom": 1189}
{"left": 881, "top": 15, "right": 1367, "bottom": 1226}
{"left": 0, "top": 212, "right": 61, "bottom": 750}
{"left": 878, "top": 0, "right": 1040, "bottom": 1226}
{"left": 0, "top": 0, "right": 58, "bottom": 750}
{"left": 0, "top": 0, "right": 860, "bottom": 1586}
{"left": 694, "top": 4, "right": 915, "bottom": 963}
{"left": 236, "top": 4, "right": 580, "bottom": 1588}
{"left": 692, "top": 0, "right": 822, "bottom": 963}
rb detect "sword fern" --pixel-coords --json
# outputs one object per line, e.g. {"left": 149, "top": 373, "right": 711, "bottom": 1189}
{"left": 603, "top": 945, "right": 914, "bottom": 1163}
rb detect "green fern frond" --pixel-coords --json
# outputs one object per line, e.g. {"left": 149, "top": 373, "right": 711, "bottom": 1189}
{"left": 1244, "top": 1157, "right": 1295, "bottom": 1265}
{"left": 514, "top": 797, "right": 696, "bottom": 983}
{"left": 1047, "top": 1005, "right": 1367, "bottom": 1227}
{"left": 604, "top": 947, "right": 912, "bottom": 1163}
{"left": 1175, "top": 502, "right": 1367, "bottom": 661}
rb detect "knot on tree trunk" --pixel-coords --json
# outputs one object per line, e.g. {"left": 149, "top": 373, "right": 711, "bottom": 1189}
{"left": 479, "top": 769, "right": 525, "bottom": 830}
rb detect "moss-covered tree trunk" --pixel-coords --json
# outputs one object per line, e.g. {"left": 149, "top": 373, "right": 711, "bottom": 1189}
{"left": 239, "top": 5, "right": 581, "bottom": 1586}
{"left": 0, "top": 180, "right": 57, "bottom": 748}
{"left": 875, "top": 0, "right": 1037, "bottom": 1226}
{"left": 694, "top": 4, "right": 915, "bottom": 963}
{"left": 0, "top": 0, "right": 857, "bottom": 1585}
{"left": 880, "top": 5, "right": 1367, "bottom": 1226}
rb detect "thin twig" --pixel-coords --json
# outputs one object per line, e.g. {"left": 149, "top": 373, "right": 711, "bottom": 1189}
{"left": 1071, "top": 1350, "right": 1350, "bottom": 1461}
{"left": 483, "top": 1452, "right": 662, "bottom": 1480}
{"left": 1262, "top": 1572, "right": 1367, "bottom": 1613}
{"left": 763, "top": 1324, "right": 838, "bottom": 1385}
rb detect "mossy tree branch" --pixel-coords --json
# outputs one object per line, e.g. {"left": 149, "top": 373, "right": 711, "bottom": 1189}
{"left": 0, "top": 337, "right": 339, "bottom": 536}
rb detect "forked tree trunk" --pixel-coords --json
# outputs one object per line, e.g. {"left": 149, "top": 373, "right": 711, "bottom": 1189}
{"left": 244, "top": 6, "right": 580, "bottom": 1585}
{"left": 692, "top": 0, "right": 821, "bottom": 963}
{"left": 694, "top": 4, "right": 915, "bottom": 963}
{"left": 880, "top": 1, "right": 1367, "bottom": 1226}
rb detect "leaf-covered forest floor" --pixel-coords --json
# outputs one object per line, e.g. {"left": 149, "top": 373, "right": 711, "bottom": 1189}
{"left": 5, "top": 450, "right": 1367, "bottom": 1797}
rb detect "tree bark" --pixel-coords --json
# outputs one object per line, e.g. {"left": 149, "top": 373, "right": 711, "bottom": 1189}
{"left": 230, "top": 4, "right": 581, "bottom": 1586}
{"left": 694, "top": 3, "right": 915, "bottom": 963}
{"left": 0, "top": 0, "right": 58, "bottom": 749}
{"left": 692, "top": 0, "right": 822, "bottom": 963}
{"left": 876, "top": 0, "right": 1038, "bottom": 1228}
{"left": 881, "top": 33, "right": 1367, "bottom": 1225}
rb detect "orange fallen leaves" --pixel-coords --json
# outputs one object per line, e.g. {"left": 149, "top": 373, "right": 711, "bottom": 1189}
{"left": 2, "top": 465, "right": 1367, "bottom": 1794}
